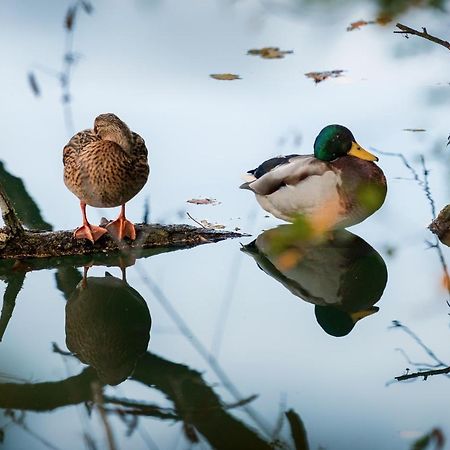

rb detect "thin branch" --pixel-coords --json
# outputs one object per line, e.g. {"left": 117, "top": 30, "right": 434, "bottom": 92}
{"left": 135, "top": 266, "right": 273, "bottom": 439}
{"left": 390, "top": 321, "right": 448, "bottom": 368}
{"left": 373, "top": 149, "right": 450, "bottom": 301}
{"left": 0, "top": 272, "right": 25, "bottom": 341}
{"left": 395, "top": 23, "right": 450, "bottom": 51}
{"left": 186, "top": 212, "right": 207, "bottom": 229}
{"left": 91, "top": 382, "right": 117, "bottom": 450}
{"left": 395, "top": 366, "right": 450, "bottom": 382}
{"left": 0, "top": 180, "right": 24, "bottom": 237}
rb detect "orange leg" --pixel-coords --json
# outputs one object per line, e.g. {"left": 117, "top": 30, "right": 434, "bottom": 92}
{"left": 106, "top": 204, "right": 136, "bottom": 241}
{"left": 74, "top": 201, "right": 108, "bottom": 243}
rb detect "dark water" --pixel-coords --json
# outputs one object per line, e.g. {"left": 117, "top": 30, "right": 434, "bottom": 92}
{"left": 1, "top": 0, "right": 450, "bottom": 449}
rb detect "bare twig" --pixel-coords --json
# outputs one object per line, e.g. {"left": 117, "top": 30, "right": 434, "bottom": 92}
{"left": 135, "top": 265, "right": 274, "bottom": 439}
{"left": 0, "top": 181, "right": 24, "bottom": 237}
{"left": 0, "top": 272, "right": 25, "bottom": 341}
{"left": 395, "top": 23, "right": 450, "bottom": 52}
{"left": 373, "top": 150, "right": 450, "bottom": 300}
{"left": 186, "top": 212, "right": 207, "bottom": 229}
{"left": 285, "top": 409, "right": 309, "bottom": 450}
{"left": 91, "top": 381, "right": 117, "bottom": 450}
{"left": 395, "top": 366, "right": 450, "bottom": 381}
{"left": 391, "top": 321, "right": 450, "bottom": 382}
{"left": 390, "top": 321, "right": 448, "bottom": 368}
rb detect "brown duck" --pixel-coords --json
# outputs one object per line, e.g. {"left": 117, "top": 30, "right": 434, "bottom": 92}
{"left": 63, "top": 113, "right": 149, "bottom": 242}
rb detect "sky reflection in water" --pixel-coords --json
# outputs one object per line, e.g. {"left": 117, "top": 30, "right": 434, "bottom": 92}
{"left": 1, "top": 0, "right": 450, "bottom": 449}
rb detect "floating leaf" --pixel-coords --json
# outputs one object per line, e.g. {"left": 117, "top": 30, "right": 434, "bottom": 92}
{"left": 200, "top": 220, "right": 225, "bottom": 229}
{"left": 210, "top": 73, "right": 241, "bottom": 81}
{"left": 247, "top": 47, "right": 293, "bottom": 59}
{"left": 347, "top": 20, "right": 372, "bottom": 31}
{"left": 305, "top": 70, "right": 345, "bottom": 84}
{"left": 65, "top": 5, "right": 77, "bottom": 30}
{"left": 27, "top": 72, "right": 40, "bottom": 97}
{"left": 80, "top": 0, "right": 94, "bottom": 14}
{"left": 187, "top": 198, "right": 220, "bottom": 205}
{"left": 347, "top": 17, "right": 391, "bottom": 31}
{"left": 403, "top": 128, "right": 426, "bottom": 132}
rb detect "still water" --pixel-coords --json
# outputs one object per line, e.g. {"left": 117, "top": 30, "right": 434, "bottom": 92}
{"left": 1, "top": 0, "right": 450, "bottom": 449}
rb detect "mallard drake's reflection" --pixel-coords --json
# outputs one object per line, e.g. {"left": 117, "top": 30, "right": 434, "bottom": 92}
{"left": 242, "top": 226, "right": 388, "bottom": 337}
{"left": 65, "top": 271, "right": 151, "bottom": 385}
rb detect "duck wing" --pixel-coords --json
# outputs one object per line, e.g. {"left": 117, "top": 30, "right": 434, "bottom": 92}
{"left": 131, "top": 132, "right": 148, "bottom": 158}
{"left": 241, "top": 155, "right": 331, "bottom": 195}
{"left": 63, "top": 129, "right": 98, "bottom": 166}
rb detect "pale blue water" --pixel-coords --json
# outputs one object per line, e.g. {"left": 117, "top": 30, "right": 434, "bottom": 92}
{"left": 1, "top": 1, "right": 450, "bottom": 449}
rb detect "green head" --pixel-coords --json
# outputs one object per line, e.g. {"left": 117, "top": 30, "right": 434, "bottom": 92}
{"left": 313, "top": 124, "right": 378, "bottom": 162}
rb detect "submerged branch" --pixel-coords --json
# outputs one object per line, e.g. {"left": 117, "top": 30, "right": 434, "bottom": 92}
{"left": 395, "top": 23, "right": 450, "bottom": 51}
{"left": 0, "top": 224, "right": 244, "bottom": 260}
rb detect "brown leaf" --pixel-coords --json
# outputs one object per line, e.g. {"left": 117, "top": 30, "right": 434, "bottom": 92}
{"left": 305, "top": 70, "right": 345, "bottom": 84}
{"left": 65, "top": 5, "right": 77, "bottom": 30}
{"left": 200, "top": 220, "right": 225, "bottom": 229}
{"left": 247, "top": 47, "right": 293, "bottom": 59}
{"left": 210, "top": 73, "right": 241, "bottom": 80}
{"left": 347, "top": 16, "right": 391, "bottom": 31}
{"left": 346, "top": 20, "right": 371, "bottom": 31}
{"left": 187, "top": 198, "right": 220, "bottom": 205}
{"left": 27, "top": 72, "right": 40, "bottom": 97}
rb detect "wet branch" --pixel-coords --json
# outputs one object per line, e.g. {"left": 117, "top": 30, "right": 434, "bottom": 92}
{"left": 0, "top": 224, "right": 243, "bottom": 260}
{"left": 395, "top": 366, "right": 450, "bottom": 382}
{"left": 395, "top": 23, "right": 450, "bottom": 51}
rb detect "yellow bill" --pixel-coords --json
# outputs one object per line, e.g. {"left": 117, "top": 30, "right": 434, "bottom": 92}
{"left": 348, "top": 141, "right": 379, "bottom": 162}
{"left": 350, "top": 306, "right": 379, "bottom": 323}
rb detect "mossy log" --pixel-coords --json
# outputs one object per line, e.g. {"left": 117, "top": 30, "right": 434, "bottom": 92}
{"left": 0, "top": 223, "right": 244, "bottom": 261}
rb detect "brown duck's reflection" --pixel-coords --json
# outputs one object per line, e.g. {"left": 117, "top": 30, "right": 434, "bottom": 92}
{"left": 65, "top": 271, "right": 151, "bottom": 385}
{"left": 242, "top": 226, "right": 388, "bottom": 337}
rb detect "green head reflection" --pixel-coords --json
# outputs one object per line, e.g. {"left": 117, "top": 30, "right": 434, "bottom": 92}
{"left": 242, "top": 226, "right": 388, "bottom": 337}
{"left": 65, "top": 271, "right": 151, "bottom": 385}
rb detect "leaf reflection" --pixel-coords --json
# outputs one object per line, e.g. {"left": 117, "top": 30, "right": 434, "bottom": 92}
{"left": 242, "top": 226, "right": 388, "bottom": 337}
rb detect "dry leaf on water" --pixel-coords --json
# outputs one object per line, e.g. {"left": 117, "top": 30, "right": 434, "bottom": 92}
{"left": 210, "top": 73, "right": 241, "bottom": 81}
{"left": 187, "top": 198, "right": 220, "bottom": 205}
{"left": 305, "top": 70, "right": 345, "bottom": 84}
{"left": 347, "top": 17, "right": 392, "bottom": 31}
{"left": 247, "top": 47, "right": 293, "bottom": 59}
{"left": 200, "top": 220, "right": 226, "bottom": 230}
{"left": 347, "top": 20, "right": 372, "bottom": 31}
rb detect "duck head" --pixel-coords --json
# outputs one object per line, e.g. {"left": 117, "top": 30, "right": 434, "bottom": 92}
{"left": 314, "top": 124, "right": 378, "bottom": 162}
{"left": 94, "top": 113, "right": 133, "bottom": 152}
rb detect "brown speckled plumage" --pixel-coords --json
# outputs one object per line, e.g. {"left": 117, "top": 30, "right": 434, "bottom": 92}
{"left": 63, "top": 115, "right": 149, "bottom": 208}
{"left": 63, "top": 113, "right": 149, "bottom": 242}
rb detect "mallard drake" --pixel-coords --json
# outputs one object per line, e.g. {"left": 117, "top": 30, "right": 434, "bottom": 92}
{"left": 242, "top": 226, "right": 388, "bottom": 336}
{"left": 63, "top": 113, "right": 149, "bottom": 242}
{"left": 240, "top": 124, "right": 387, "bottom": 230}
